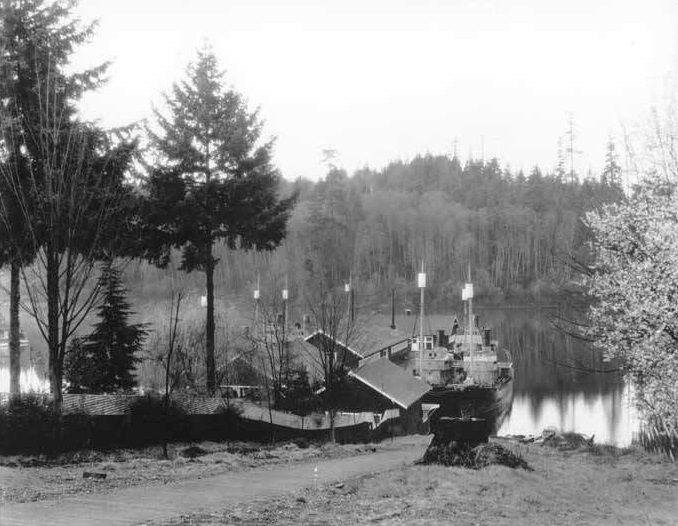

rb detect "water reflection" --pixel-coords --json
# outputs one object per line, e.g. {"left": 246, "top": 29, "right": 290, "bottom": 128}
{"left": 0, "top": 328, "right": 49, "bottom": 393}
{"left": 0, "top": 367, "right": 49, "bottom": 393}
{"left": 418, "top": 308, "right": 638, "bottom": 446}
{"left": 499, "top": 386, "right": 638, "bottom": 446}
{"left": 0, "top": 307, "right": 642, "bottom": 445}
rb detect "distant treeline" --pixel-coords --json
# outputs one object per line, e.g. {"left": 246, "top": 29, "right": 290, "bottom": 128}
{"left": 125, "top": 154, "right": 623, "bottom": 310}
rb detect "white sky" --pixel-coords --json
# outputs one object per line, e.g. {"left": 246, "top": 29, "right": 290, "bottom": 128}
{"left": 72, "top": 0, "right": 678, "bottom": 181}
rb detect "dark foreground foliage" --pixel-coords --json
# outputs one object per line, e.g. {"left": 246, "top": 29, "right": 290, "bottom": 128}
{"left": 0, "top": 395, "right": 90, "bottom": 455}
{"left": 0, "top": 394, "right": 243, "bottom": 455}
{"left": 419, "top": 441, "right": 532, "bottom": 470}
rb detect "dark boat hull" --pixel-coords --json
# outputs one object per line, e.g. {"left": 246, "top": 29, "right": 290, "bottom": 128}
{"left": 424, "top": 377, "right": 514, "bottom": 436}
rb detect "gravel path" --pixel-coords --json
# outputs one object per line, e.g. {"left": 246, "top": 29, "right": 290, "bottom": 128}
{"left": 0, "top": 443, "right": 425, "bottom": 526}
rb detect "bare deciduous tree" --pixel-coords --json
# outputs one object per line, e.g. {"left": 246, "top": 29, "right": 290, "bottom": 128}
{"left": 305, "top": 284, "right": 359, "bottom": 442}
{"left": 251, "top": 295, "right": 292, "bottom": 408}
{"left": 0, "top": 98, "right": 136, "bottom": 408}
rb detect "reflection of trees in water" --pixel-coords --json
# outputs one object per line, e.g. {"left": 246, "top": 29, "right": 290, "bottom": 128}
{"left": 368, "top": 310, "right": 631, "bottom": 440}
{"left": 477, "top": 308, "right": 619, "bottom": 391}
{"left": 477, "top": 308, "right": 625, "bottom": 432}
{"left": 419, "top": 308, "right": 625, "bottom": 434}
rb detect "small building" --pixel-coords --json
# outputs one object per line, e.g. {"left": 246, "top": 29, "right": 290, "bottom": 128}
{"left": 304, "top": 330, "right": 363, "bottom": 371}
{"left": 340, "top": 359, "right": 430, "bottom": 434}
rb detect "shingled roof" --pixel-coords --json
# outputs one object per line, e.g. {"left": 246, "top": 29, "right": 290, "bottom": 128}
{"left": 304, "top": 330, "right": 363, "bottom": 358}
{"left": 348, "top": 359, "right": 430, "bottom": 409}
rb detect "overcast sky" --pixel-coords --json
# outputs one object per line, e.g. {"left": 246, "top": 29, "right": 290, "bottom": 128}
{"left": 71, "top": 0, "right": 678, "bottom": 181}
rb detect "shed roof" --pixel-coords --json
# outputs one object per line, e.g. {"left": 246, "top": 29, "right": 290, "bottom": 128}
{"left": 304, "top": 330, "right": 363, "bottom": 358}
{"left": 348, "top": 359, "right": 430, "bottom": 409}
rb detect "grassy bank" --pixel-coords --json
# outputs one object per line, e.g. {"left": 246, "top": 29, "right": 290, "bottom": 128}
{"left": 0, "top": 436, "right": 420, "bottom": 504}
{"left": 159, "top": 437, "right": 678, "bottom": 526}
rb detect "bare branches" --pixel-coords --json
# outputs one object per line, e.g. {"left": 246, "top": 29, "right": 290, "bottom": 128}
{"left": 0, "top": 79, "right": 136, "bottom": 407}
{"left": 304, "top": 283, "right": 359, "bottom": 441}
{"left": 248, "top": 293, "right": 292, "bottom": 407}
{"left": 164, "top": 290, "right": 185, "bottom": 399}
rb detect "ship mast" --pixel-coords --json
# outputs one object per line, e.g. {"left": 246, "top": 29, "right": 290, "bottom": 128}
{"left": 465, "top": 264, "right": 475, "bottom": 379}
{"left": 418, "top": 261, "right": 426, "bottom": 378}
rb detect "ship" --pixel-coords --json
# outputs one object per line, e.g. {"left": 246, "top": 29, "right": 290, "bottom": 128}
{"left": 393, "top": 269, "right": 514, "bottom": 439}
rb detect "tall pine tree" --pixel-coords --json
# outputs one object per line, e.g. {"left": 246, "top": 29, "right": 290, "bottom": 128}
{"left": 144, "top": 47, "right": 295, "bottom": 394}
{"left": 65, "top": 263, "right": 146, "bottom": 393}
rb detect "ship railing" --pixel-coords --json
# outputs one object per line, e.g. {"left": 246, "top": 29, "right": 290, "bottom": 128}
{"left": 494, "top": 347, "right": 512, "bottom": 363}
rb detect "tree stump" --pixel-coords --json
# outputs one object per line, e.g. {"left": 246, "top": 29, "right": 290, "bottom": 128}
{"left": 421, "top": 417, "right": 531, "bottom": 470}
{"left": 422, "top": 417, "right": 490, "bottom": 466}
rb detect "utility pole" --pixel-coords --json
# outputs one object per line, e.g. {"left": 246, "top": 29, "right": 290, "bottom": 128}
{"left": 349, "top": 273, "right": 355, "bottom": 324}
{"left": 390, "top": 288, "right": 396, "bottom": 330}
{"left": 344, "top": 276, "right": 352, "bottom": 324}
{"left": 282, "top": 280, "right": 289, "bottom": 332}
{"left": 418, "top": 261, "right": 426, "bottom": 378}
{"left": 253, "top": 274, "right": 260, "bottom": 339}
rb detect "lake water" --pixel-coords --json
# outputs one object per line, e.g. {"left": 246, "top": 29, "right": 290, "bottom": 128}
{"left": 0, "top": 337, "right": 49, "bottom": 393}
{"left": 1, "top": 307, "right": 640, "bottom": 446}
{"left": 0, "top": 366, "right": 48, "bottom": 393}
{"left": 424, "top": 308, "right": 638, "bottom": 446}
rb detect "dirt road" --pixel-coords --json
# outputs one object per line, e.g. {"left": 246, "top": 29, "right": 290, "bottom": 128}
{"left": 0, "top": 442, "right": 426, "bottom": 526}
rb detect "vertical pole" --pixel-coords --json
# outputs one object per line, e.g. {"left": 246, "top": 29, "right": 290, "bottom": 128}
{"left": 468, "top": 283, "right": 474, "bottom": 381}
{"left": 344, "top": 274, "right": 353, "bottom": 326}
{"left": 282, "top": 283, "right": 289, "bottom": 391}
{"left": 350, "top": 283, "right": 355, "bottom": 324}
{"left": 418, "top": 261, "right": 425, "bottom": 378}
{"left": 283, "top": 296, "right": 287, "bottom": 333}
{"left": 419, "top": 284, "right": 424, "bottom": 377}
{"left": 254, "top": 274, "right": 260, "bottom": 339}
{"left": 390, "top": 288, "right": 396, "bottom": 330}
{"left": 282, "top": 282, "right": 288, "bottom": 333}
{"left": 468, "top": 296, "right": 473, "bottom": 341}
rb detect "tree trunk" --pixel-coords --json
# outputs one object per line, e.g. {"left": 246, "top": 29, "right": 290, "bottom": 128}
{"left": 9, "top": 259, "right": 21, "bottom": 396}
{"left": 205, "top": 246, "right": 216, "bottom": 395}
{"left": 47, "top": 252, "right": 63, "bottom": 411}
{"left": 330, "top": 409, "right": 336, "bottom": 443}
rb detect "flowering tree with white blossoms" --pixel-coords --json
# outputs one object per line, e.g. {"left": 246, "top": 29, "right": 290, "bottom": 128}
{"left": 586, "top": 178, "right": 678, "bottom": 431}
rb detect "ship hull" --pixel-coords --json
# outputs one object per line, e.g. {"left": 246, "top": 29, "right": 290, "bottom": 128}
{"left": 424, "top": 377, "right": 514, "bottom": 437}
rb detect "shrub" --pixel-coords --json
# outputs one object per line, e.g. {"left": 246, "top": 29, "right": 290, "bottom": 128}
{"left": 638, "top": 417, "right": 678, "bottom": 460}
{"left": 0, "top": 394, "right": 92, "bottom": 454}
{"left": 0, "top": 395, "right": 55, "bottom": 453}
{"left": 129, "top": 393, "right": 188, "bottom": 446}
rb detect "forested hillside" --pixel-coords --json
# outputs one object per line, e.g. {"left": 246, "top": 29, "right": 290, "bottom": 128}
{"left": 125, "top": 154, "right": 623, "bottom": 311}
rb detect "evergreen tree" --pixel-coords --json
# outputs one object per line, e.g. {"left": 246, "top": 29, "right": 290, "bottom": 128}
{"left": 144, "top": 47, "right": 295, "bottom": 394}
{"left": 0, "top": 0, "right": 137, "bottom": 407}
{"left": 555, "top": 136, "right": 567, "bottom": 181}
{"left": 602, "top": 137, "right": 622, "bottom": 187}
{"left": 65, "top": 263, "right": 146, "bottom": 393}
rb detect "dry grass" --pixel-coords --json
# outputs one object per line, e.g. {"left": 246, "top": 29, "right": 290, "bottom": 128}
{"left": 160, "top": 439, "right": 678, "bottom": 526}
{"left": 0, "top": 438, "right": 401, "bottom": 504}
{"left": 419, "top": 441, "right": 532, "bottom": 470}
